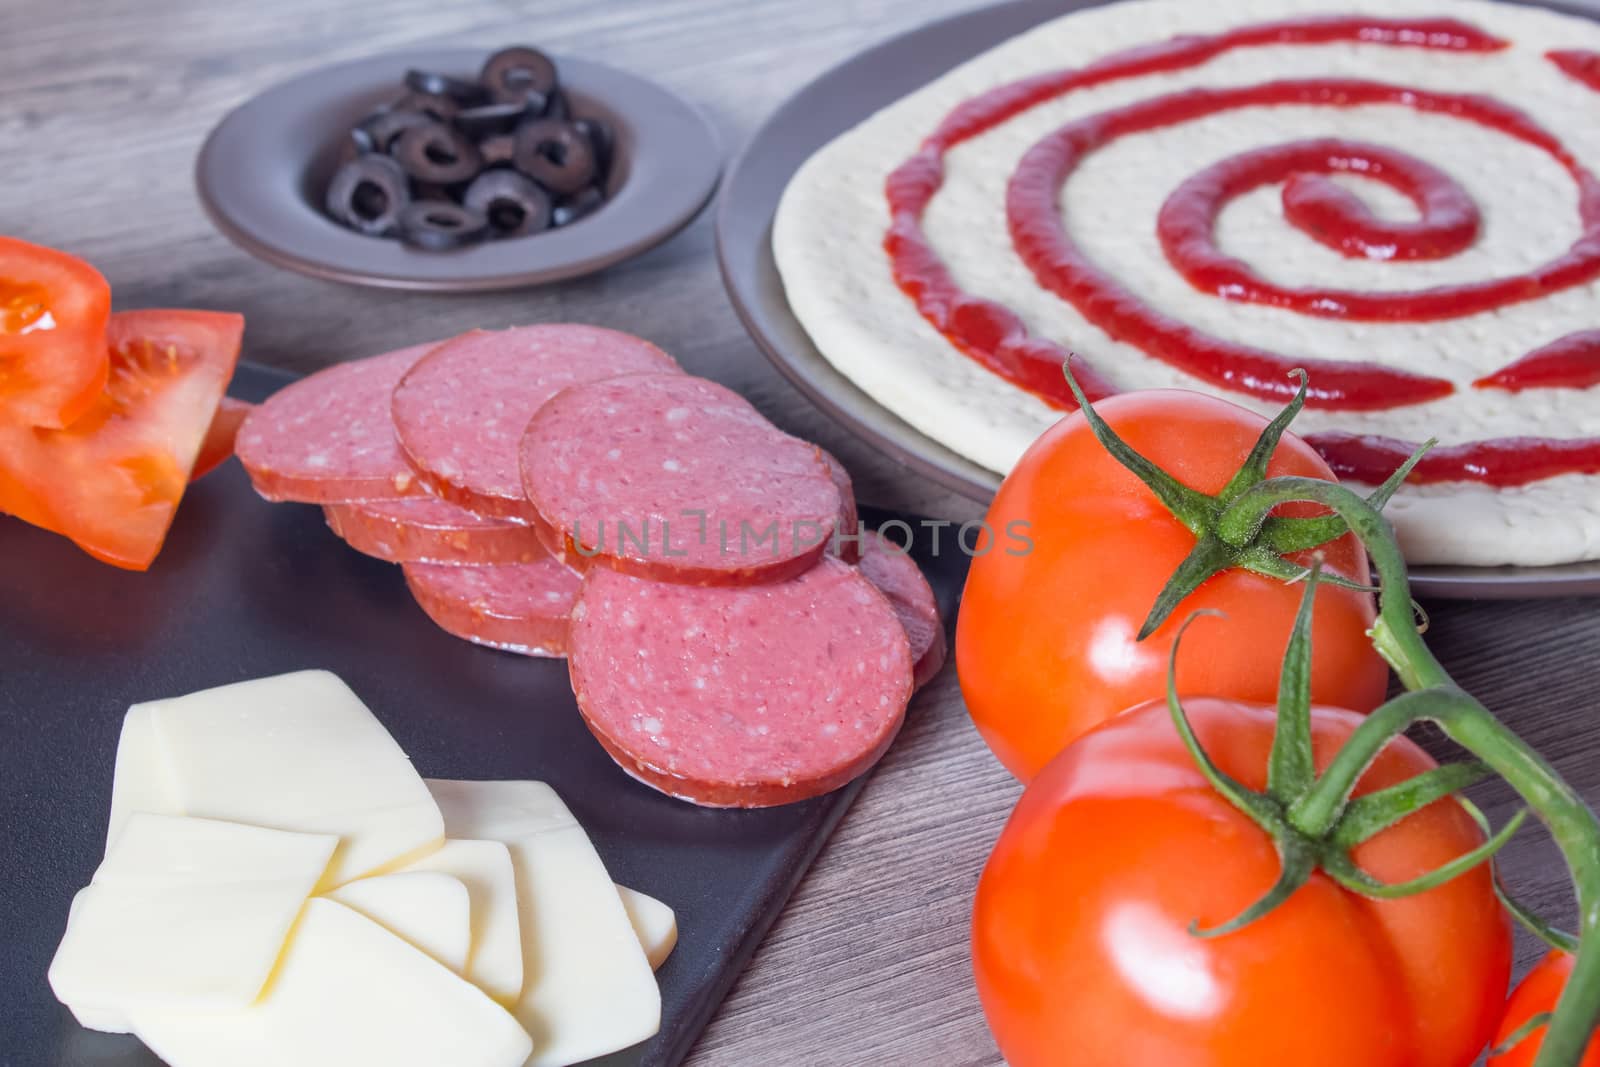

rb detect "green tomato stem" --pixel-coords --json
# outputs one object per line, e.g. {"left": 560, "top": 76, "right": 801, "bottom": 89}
{"left": 1265, "top": 560, "right": 1320, "bottom": 804}
{"left": 1323, "top": 808, "right": 1527, "bottom": 899}
{"left": 1215, "top": 368, "right": 1308, "bottom": 512}
{"left": 1330, "top": 760, "right": 1494, "bottom": 848}
{"left": 1140, "top": 535, "right": 1237, "bottom": 641}
{"left": 1219, "top": 476, "right": 1600, "bottom": 1067}
{"left": 1471, "top": 798, "right": 1584, "bottom": 956}
{"left": 1163, "top": 611, "right": 1284, "bottom": 829}
{"left": 1256, "top": 439, "right": 1431, "bottom": 556}
{"left": 1494, "top": 1013, "right": 1557, "bottom": 1059}
{"left": 1289, "top": 689, "right": 1438, "bottom": 837}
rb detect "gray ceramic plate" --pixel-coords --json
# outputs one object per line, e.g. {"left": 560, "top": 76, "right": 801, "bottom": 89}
{"left": 198, "top": 50, "right": 721, "bottom": 290}
{"left": 715, "top": 0, "right": 1600, "bottom": 600}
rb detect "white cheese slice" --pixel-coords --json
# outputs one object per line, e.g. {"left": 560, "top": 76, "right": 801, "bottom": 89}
{"left": 49, "top": 813, "right": 336, "bottom": 1034}
{"left": 399, "top": 838, "right": 524, "bottom": 1005}
{"left": 327, "top": 871, "right": 471, "bottom": 975}
{"left": 617, "top": 886, "right": 677, "bottom": 970}
{"left": 52, "top": 895, "right": 132, "bottom": 1034}
{"left": 426, "top": 779, "right": 661, "bottom": 1066}
{"left": 104, "top": 702, "right": 176, "bottom": 856}
{"left": 129, "top": 897, "right": 533, "bottom": 1067}
{"left": 136, "top": 670, "right": 443, "bottom": 887}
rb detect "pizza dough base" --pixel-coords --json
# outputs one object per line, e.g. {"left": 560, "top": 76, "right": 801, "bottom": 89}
{"left": 774, "top": 0, "right": 1600, "bottom": 566}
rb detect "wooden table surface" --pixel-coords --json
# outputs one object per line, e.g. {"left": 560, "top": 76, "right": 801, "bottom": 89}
{"left": 5, "top": 0, "right": 1599, "bottom": 1062}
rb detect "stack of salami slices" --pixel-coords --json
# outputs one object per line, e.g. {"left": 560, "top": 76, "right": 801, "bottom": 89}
{"left": 236, "top": 324, "right": 945, "bottom": 807}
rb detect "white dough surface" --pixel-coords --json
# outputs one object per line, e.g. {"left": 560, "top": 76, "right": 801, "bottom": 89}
{"left": 775, "top": 0, "right": 1600, "bottom": 564}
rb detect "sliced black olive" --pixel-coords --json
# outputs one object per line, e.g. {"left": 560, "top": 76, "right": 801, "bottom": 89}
{"left": 572, "top": 118, "right": 614, "bottom": 182}
{"left": 479, "top": 133, "right": 517, "bottom": 168}
{"left": 390, "top": 90, "right": 460, "bottom": 121}
{"left": 394, "top": 121, "right": 483, "bottom": 184}
{"left": 542, "top": 90, "right": 571, "bottom": 122}
{"left": 512, "top": 119, "right": 596, "bottom": 195}
{"left": 326, "top": 154, "right": 411, "bottom": 237}
{"left": 359, "top": 109, "right": 432, "bottom": 153}
{"left": 453, "top": 102, "right": 533, "bottom": 140}
{"left": 481, "top": 46, "right": 559, "bottom": 104}
{"left": 551, "top": 185, "right": 605, "bottom": 228}
{"left": 410, "top": 182, "right": 458, "bottom": 202}
{"left": 337, "top": 124, "right": 376, "bottom": 165}
{"left": 463, "top": 170, "right": 553, "bottom": 238}
{"left": 404, "top": 69, "right": 487, "bottom": 104}
{"left": 399, "top": 201, "right": 489, "bottom": 250}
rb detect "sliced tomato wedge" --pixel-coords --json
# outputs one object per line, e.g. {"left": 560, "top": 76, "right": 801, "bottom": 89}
{"left": 191, "top": 397, "right": 253, "bottom": 481}
{"left": 0, "top": 309, "right": 244, "bottom": 569}
{"left": 0, "top": 236, "right": 111, "bottom": 428}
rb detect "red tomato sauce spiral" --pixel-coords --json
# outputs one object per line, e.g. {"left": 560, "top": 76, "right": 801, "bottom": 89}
{"left": 884, "top": 16, "right": 1600, "bottom": 486}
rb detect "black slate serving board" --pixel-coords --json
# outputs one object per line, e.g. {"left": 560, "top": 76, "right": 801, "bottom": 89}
{"left": 0, "top": 362, "right": 966, "bottom": 1067}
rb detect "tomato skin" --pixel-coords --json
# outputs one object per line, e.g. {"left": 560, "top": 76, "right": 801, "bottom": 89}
{"left": 191, "top": 398, "right": 253, "bottom": 481}
{"left": 0, "top": 236, "right": 111, "bottom": 428}
{"left": 1489, "top": 952, "right": 1600, "bottom": 1067}
{"left": 0, "top": 309, "right": 243, "bottom": 569}
{"left": 957, "top": 390, "right": 1387, "bottom": 781}
{"left": 972, "top": 697, "right": 1511, "bottom": 1067}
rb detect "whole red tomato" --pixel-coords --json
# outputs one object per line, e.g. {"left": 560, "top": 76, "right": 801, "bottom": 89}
{"left": 957, "top": 390, "right": 1387, "bottom": 781}
{"left": 1490, "top": 951, "right": 1600, "bottom": 1067}
{"left": 972, "top": 696, "right": 1511, "bottom": 1067}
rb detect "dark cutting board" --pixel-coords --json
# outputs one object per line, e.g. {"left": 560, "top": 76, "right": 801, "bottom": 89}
{"left": 0, "top": 362, "right": 967, "bottom": 1067}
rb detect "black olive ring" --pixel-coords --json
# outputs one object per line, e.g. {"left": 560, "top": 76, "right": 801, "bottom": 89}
{"left": 463, "top": 170, "right": 553, "bottom": 238}
{"left": 481, "top": 46, "right": 559, "bottom": 104}
{"left": 393, "top": 122, "right": 484, "bottom": 185}
{"left": 512, "top": 119, "right": 596, "bottom": 195}
{"left": 398, "top": 201, "right": 489, "bottom": 250}
{"left": 404, "top": 69, "right": 487, "bottom": 104}
{"left": 325, "top": 154, "right": 411, "bottom": 237}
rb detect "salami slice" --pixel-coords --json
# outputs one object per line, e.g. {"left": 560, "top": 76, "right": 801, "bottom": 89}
{"left": 857, "top": 531, "right": 946, "bottom": 689}
{"left": 392, "top": 325, "right": 679, "bottom": 521}
{"left": 236, "top": 341, "right": 440, "bottom": 503}
{"left": 567, "top": 558, "right": 913, "bottom": 807}
{"left": 521, "top": 373, "right": 842, "bottom": 585}
{"left": 818, "top": 448, "right": 860, "bottom": 564}
{"left": 325, "top": 496, "right": 547, "bottom": 565}
{"left": 404, "top": 558, "right": 581, "bottom": 656}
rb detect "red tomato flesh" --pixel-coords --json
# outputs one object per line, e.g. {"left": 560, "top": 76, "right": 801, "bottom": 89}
{"left": 973, "top": 697, "right": 1512, "bottom": 1067}
{"left": 957, "top": 389, "right": 1387, "bottom": 781}
{"left": 191, "top": 397, "right": 253, "bottom": 481}
{"left": 0, "top": 309, "right": 243, "bottom": 569}
{"left": 0, "top": 236, "right": 111, "bottom": 428}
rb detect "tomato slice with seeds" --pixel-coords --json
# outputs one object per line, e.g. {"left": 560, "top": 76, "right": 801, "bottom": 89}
{"left": 0, "top": 236, "right": 111, "bottom": 428}
{"left": 0, "top": 309, "right": 244, "bottom": 570}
